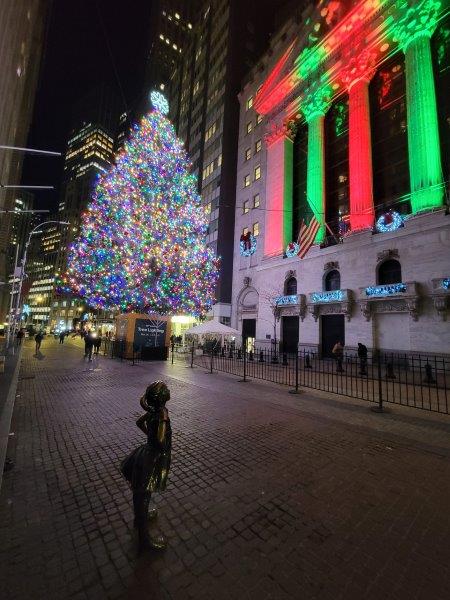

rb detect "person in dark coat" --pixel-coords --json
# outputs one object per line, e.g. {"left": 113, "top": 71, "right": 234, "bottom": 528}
{"left": 358, "top": 342, "right": 368, "bottom": 375}
{"left": 94, "top": 334, "right": 102, "bottom": 355}
{"left": 84, "top": 331, "right": 94, "bottom": 361}
{"left": 121, "top": 381, "right": 172, "bottom": 552}
{"left": 34, "top": 331, "right": 43, "bottom": 354}
{"left": 332, "top": 340, "right": 344, "bottom": 373}
{"left": 59, "top": 331, "right": 65, "bottom": 344}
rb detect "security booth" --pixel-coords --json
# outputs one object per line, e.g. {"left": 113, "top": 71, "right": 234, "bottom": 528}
{"left": 115, "top": 313, "right": 171, "bottom": 360}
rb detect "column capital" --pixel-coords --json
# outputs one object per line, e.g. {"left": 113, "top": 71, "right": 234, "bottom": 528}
{"left": 340, "top": 49, "right": 377, "bottom": 90}
{"left": 300, "top": 82, "right": 332, "bottom": 123}
{"left": 265, "top": 119, "right": 297, "bottom": 147}
{"left": 391, "top": 0, "right": 441, "bottom": 51}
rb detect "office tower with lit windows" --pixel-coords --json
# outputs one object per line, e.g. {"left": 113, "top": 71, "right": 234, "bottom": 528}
{"left": 48, "top": 87, "right": 119, "bottom": 329}
{"left": 145, "top": 1, "right": 198, "bottom": 94}
{"left": 7, "top": 192, "right": 34, "bottom": 271}
{"left": 0, "top": 0, "right": 50, "bottom": 323}
{"left": 168, "top": 0, "right": 294, "bottom": 324}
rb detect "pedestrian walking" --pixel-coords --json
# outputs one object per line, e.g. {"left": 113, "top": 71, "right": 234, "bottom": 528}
{"left": 121, "top": 381, "right": 172, "bottom": 552}
{"left": 84, "top": 330, "right": 94, "bottom": 361}
{"left": 94, "top": 334, "right": 102, "bottom": 355}
{"left": 358, "top": 342, "right": 368, "bottom": 375}
{"left": 59, "top": 331, "right": 65, "bottom": 344}
{"left": 332, "top": 340, "right": 344, "bottom": 373}
{"left": 34, "top": 331, "right": 43, "bottom": 354}
{"left": 16, "top": 329, "right": 24, "bottom": 346}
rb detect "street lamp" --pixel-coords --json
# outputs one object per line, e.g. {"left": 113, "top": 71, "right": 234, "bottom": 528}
{"left": 6, "top": 220, "right": 70, "bottom": 347}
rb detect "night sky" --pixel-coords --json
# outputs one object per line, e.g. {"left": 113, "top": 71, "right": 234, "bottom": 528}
{"left": 21, "top": 0, "right": 152, "bottom": 211}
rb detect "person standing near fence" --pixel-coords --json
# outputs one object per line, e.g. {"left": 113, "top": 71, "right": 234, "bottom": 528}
{"left": 332, "top": 341, "right": 344, "bottom": 373}
{"left": 358, "top": 342, "right": 368, "bottom": 375}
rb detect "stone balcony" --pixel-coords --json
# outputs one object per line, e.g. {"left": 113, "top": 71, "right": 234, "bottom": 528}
{"left": 274, "top": 294, "right": 307, "bottom": 320}
{"left": 431, "top": 277, "right": 450, "bottom": 321}
{"left": 359, "top": 281, "right": 419, "bottom": 321}
{"left": 307, "top": 289, "right": 353, "bottom": 321}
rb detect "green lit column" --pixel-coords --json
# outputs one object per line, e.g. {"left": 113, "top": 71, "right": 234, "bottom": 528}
{"left": 392, "top": 0, "right": 444, "bottom": 213}
{"left": 301, "top": 83, "right": 332, "bottom": 242}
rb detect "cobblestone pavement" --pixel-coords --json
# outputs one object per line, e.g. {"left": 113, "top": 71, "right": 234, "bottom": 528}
{"left": 1, "top": 338, "right": 450, "bottom": 600}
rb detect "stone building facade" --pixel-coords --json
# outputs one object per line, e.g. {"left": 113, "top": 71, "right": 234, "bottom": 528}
{"left": 231, "top": 0, "right": 450, "bottom": 356}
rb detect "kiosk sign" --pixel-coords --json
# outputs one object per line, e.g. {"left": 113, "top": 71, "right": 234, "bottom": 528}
{"left": 134, "top": 318, "right": 167, "bottom": 348}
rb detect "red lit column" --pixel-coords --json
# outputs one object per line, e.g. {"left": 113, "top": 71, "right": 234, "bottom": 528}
{"left": 263, "top": 122, "right": 296, "bottom": 257}
{"left": 348, "top": 77, "right": 374, "bottom": 231}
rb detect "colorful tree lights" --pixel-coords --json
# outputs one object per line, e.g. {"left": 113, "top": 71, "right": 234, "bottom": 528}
{"left": 65, "top": 103, "right": 219, "bottom": 316}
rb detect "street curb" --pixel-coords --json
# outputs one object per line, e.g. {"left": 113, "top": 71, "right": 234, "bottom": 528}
{"left": 0, "top": 345, "right": 22, "bottom": 491}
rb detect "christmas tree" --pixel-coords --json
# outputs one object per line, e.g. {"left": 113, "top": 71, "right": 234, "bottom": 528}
{"left": 65, "top": 91, "right": 219, "bottom": 316}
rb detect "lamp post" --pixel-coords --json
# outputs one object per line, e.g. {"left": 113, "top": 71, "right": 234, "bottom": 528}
{"left": 6, "top": 220, "right": 70, "bottom": 347}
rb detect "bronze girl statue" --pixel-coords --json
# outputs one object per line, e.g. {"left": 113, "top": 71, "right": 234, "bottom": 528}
{"left": 121, "top": 381, "right": 172, "bottom": 551}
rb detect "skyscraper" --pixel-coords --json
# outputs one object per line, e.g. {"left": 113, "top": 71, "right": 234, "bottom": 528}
{"left": 168, "top": 0, "right": 295, "bottom": 324}
{"left": 0, "top": 0, "right": 50, "bottom": 323}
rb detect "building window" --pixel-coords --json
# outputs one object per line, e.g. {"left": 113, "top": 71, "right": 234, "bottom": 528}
{"left": 245, "top": 148, "right": 251, "bottom": 161}
{"left": 432, "top": 15, "right": 450, "bottom": 197}
{"left": 244, "top": 174, "right": 251, "bottom": 187}
{"left": 246, "top": 121, "right": 253, "bottom": 134}
{"left": 370, "top": 54, "right": 410, "bottom": 215}
{"left": 252, "top": 222, "right": 260, "bottom": 237}
{"left": 254, "top": 165, "right": 261, "bottom": 180}
{"left": 256, "top": 113, "right": 263, "bottom": 125}
{"left": 324, "top": 270, "right": 341, "bottom": 291}
{"left": 253, "top": 193, "right": 260, "bottom": 208}
{"left": 255, "top": 139, "right": 261, "bottom": 153}
{"left": 293, "top": 123, "right": 309, "bottom": 242}
{"left": 246, "top": 96, "right": 253, "bottom": 110}
{"left": 325, "top": 99, "right": 349, "bottom": 236}
{"left": 243, "top": 200, "right": 250, "bottom": 214}
{"left": 377, "top": 260, "right": 402, "bottom": 285}
{"left": 285, "top": 277, "right": 297, "bottom": 295}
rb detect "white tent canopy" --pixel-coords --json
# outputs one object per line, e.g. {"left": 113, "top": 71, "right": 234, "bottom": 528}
{"left": 185, "top": 320, "right": 240, "bottom": 337}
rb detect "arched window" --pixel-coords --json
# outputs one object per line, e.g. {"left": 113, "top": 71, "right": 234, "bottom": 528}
{"left": 285, "top": 277, "right": 297, "bottom": 295}
{"left": 378, "top": 259, "right": 402, "bottom": 285}
{"left": 324, "top": 270, "right": 340, "bottom": 291}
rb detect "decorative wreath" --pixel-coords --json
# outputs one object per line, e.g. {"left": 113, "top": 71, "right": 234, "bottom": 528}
{"left": 240, "top": 232, "right": 257, "bottom": 257}
{"left": 376, "top": 211, "right": 404, "bottom": 233}
{"left": 285, "top": 241, "right": 300, "bottom": 258}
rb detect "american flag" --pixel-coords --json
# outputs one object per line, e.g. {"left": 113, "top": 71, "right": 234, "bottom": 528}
{"left": 297, "top": 216, "right": 320, "bottom": 259}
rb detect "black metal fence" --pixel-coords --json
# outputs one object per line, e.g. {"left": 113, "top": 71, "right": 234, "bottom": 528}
{"left": 171, "top": 345, "right": 450, "bottom": 415}
{"left": 102, "top": 339, "right": 142, "bottom": 365}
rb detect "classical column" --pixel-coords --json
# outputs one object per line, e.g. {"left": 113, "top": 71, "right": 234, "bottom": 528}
{"left": 264, "top": 121, "right": 296, "bottom": 256}
{"left": 341, "top": 51, "right": 376, "bottom": 231}
{"left": 301, "top": 83, "right": 332, "bottom": 243}
{"left": 392, "top": 0, "right": 444, "bottom": 213}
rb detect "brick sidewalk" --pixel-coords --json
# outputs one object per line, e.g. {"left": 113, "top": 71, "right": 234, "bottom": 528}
{"left": 1, "top": 338, "right": 450, "bottom": 600}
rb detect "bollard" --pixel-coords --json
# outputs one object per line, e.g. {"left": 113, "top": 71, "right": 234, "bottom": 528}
{"left": 385, "top": 361, "right": 396, "bottom": 379}
{"left": 259, "top": 350, "right": 264, "bottom": 363}
{"left": 371, "top": 354, "right": 385, "bottom": 413}
{"left": 171, "top": 343, "right": 175, "bottom": 364}
{"left": 190, "top": 342, "right": 194, "bottom": 368}
{"left": 289, "top": 351, "right": 301, "bottom": 395}
{"left": 239, "top": 346, "right": 249, "bottom": 382}
{"left": 423, "top": 362, "right": 436, "bottom": 384}
{"left": 0, "top": 355, "right": 5, "bottom": 374}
